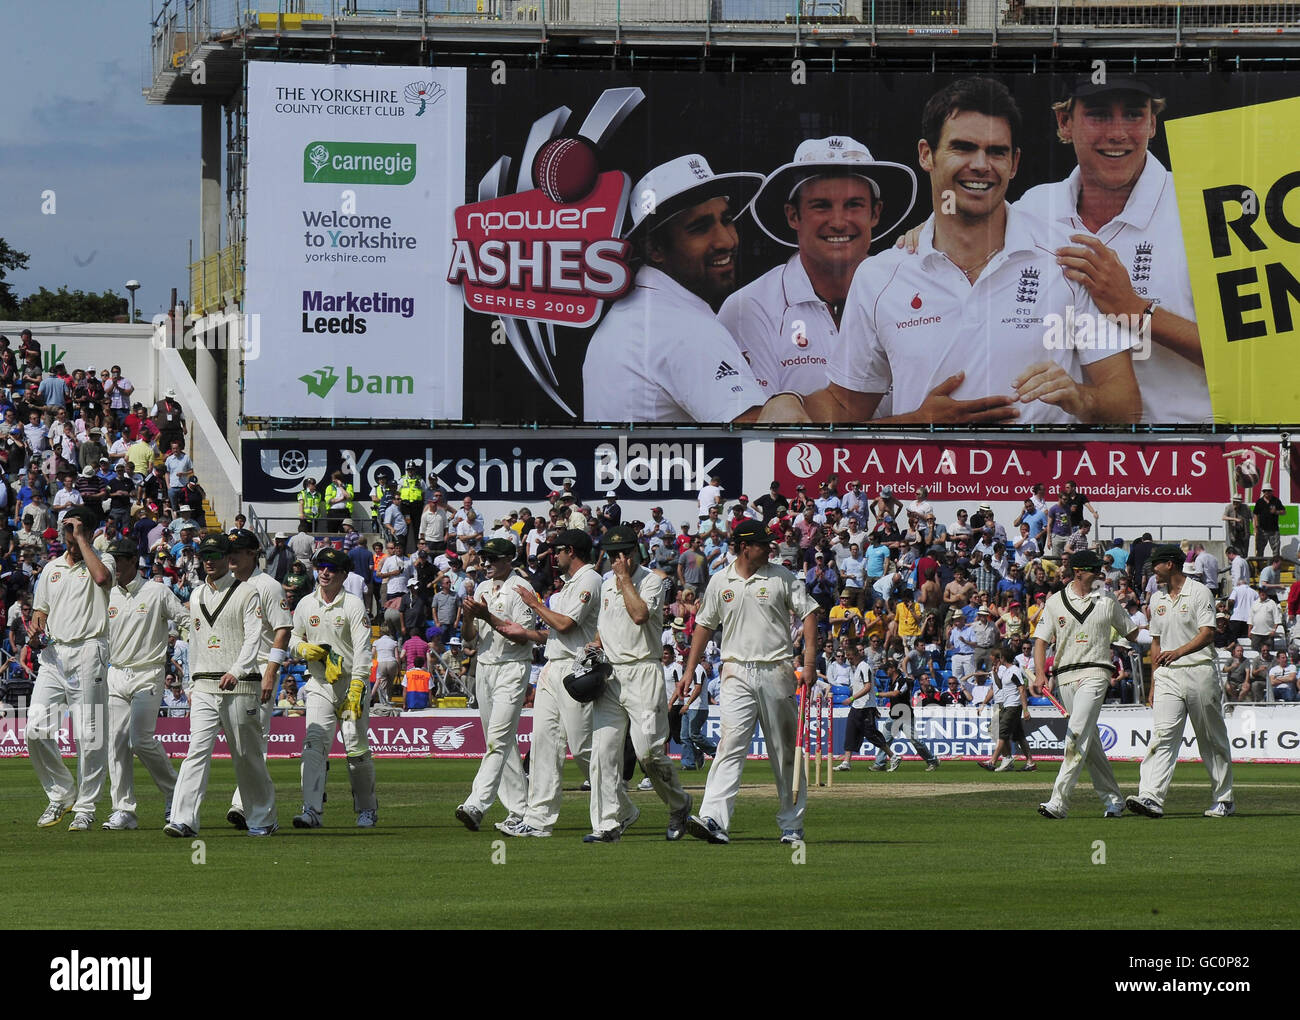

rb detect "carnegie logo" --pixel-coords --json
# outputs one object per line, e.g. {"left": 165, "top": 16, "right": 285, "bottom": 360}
{"left": 1097, "top": 723, "right": 1118, "bottom": 751}
{"left": 303, "top": 141, "right": 416, "bottom": 185}
{"left": 50, "top": 951, "right": 151, "bottom": 1000}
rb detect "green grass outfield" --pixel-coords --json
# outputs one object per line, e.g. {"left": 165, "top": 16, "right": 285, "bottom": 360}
{"left": 2, "top": 758, "right": 1297, "bottom": 930}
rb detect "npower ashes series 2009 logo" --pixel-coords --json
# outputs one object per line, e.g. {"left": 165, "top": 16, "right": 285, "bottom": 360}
{"left": 446, "top": 87, "right": 645, "bottom": 417}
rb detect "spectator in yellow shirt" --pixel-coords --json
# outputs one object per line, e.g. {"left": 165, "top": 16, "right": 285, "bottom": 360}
{"left": 828, "top": 592, "right": 863, "bottom": 647}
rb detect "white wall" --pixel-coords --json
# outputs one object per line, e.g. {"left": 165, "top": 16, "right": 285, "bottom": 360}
{"left": 0, "top": 321, "right": 158, "bottom": 405}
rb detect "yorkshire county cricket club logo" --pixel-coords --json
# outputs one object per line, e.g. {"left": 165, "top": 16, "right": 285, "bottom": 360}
{"left": 447, "top": 87, "right": 644, "bottom": 417}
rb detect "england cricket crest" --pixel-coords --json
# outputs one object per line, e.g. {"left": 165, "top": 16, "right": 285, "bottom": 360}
{"left": 1131, "top": 242, "right": 1153, "bottom": 283}
{"left": 446, "top": 88, "right": 645, "bottom": 417}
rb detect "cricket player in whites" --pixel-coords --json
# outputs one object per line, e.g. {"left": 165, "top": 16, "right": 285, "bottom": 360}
{"left": 1126, "top": 545, "right": 1236, "bottom": 818}
{"left": 585, "top": 525, "right": 692, "bottom": 843}
{"left": 503, "top": 528, "right": 599, "bottom": 838}
{"left": 166, "top": 533, "right": 278, "bottom": 837}
{"left": 225, "top": 528, "right": 292, "bottom": 830}
{"left": 291, "top": 546, "right": 377, "bottom": 828}
{"left": 686, "top": 519, "right": 821, "bottom": 844}
{"left": 455, "top": 537, "right": 542, "bottom": 832}
{"left": 103, "top": 536, "right": 188, "bottom": 830}
{"left": 27, "top": 506, "right": 115, "bottom": 830}
{"left": 1033, "top": 549, "right": 1138, "bottom": 819}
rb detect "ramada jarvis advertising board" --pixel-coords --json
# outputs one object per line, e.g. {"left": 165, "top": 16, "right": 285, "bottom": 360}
{"left": 776, "top": 437, "right": 1283, "bottom": 504}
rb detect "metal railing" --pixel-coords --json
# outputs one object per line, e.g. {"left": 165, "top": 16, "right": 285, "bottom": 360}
{"left": 189, "top": 242, "right": 244, "bottom": 318}
{"left": 150, "top": 0, "right": 1300, "bottom": 81}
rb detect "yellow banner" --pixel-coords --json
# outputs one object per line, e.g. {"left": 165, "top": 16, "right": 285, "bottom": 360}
{"left": 1167, "top": 96, "right": 1300, "bottom": 423}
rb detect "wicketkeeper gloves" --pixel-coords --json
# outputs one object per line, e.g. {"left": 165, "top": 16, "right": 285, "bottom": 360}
{"left": 338, "top": 676, "right": 365, "bottom": 721}
{"left": 298, "top": 642, "right": 328, "bottom": 661}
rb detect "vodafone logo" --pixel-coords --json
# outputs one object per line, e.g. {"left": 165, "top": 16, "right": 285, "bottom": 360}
{"left": 786, "top": 442, "right": 822, "bottom": 479}
{"left": 432, "top": 721, "right": 475, "bottom": 751}
{"left": 910, "top": 292, "right": 923, "bottom": 310}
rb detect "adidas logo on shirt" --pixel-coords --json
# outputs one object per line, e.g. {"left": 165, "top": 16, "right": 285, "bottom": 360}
{"left": 715, "top": 361, "right": 739, "bottom": 380}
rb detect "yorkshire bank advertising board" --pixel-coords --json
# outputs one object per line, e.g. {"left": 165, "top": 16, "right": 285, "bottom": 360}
{"left": 243, "top": 63, "right": 466, "bottom": 420}
{"left": 243, "top": 65, "right": 1300, "bottom": 426}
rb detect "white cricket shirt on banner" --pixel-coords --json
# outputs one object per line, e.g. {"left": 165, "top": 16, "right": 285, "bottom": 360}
{"left": 718, "top": 254, "right": 837, "bottom": 397}
{"left": 1016, "top": 156, "right": 1210, "bottom": 424}
{"left": 830, "top": 206, "right": 1131, "bottom": 424}
{"left": 582, "top": 266, "right": 767, "bottom": 422}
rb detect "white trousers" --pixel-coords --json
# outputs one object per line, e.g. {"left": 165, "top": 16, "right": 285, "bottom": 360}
{"left": 464, "top": 660, "right": 528, "bottom": 817}
{"left": 170, "top": 690, "right": 277, "bottom": 832}
{"left": 26, "top": 640, "right": 109, "bottom": 815}
{"left": 523, "top": 658, "right": 592, "bottom": 833}
{"left": 300, "top": 683, "right": 376, "bottom": 817}
{"left": 1138, "top": 664, "right": 1235, "bottom": 809}
{"left": 230, "top": 697, "right": 274, "bottom": 815}
{"left": 589, "top": 660, "right": 690, "bottom": 834}
{"left": 1047, "top": 672, "right": 1122, "bottom": 814}
{"left": 106, "top": 664, "right": 177, "bottom": 816}
{"left": 698, "top": 661, "right": 805, "bottom": 834}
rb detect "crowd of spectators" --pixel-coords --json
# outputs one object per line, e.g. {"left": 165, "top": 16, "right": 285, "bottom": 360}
{"left": 284, "top": 463, "right": 1297, "bottom": 715}
{"left": 0, "top": 329, "right": 210, "bottom": 710}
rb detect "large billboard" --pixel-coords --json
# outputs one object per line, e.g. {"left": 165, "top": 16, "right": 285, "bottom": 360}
{"left": 244, "top": 63, "right": 467, "bottom": 419}
{"left": 245, "top": 65, "right": 1300, "bottom": 426}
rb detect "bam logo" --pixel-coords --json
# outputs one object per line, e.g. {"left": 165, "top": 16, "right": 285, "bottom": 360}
{"left": 300, "top": 365, "right": 413, "bottom": 398}
{"left": 299, "top": 366, "right": 339, "bottom": 399}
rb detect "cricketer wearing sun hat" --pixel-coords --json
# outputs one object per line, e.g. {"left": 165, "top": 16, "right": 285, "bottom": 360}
{"left": 719, "top": 136, "right": 916, "bottom": 405}
{"left": 290, "top": 544, "right": 376, "bottom": 830}
{"left": 1015, "top": 75, "right": 1208, "bottom": 425}
{"left": 1126, "top": 544, "right": 1235, "bottom": 820}
{"left": 455, "top": 537, "right": 544, "bottom": 833}
{"left": 581, "top": 154, "right": 802, "bottom": 425}
{"left": 1032, "top": 547, "right": 1137, "bottom": 820}
{"left": 167, "top": 532, "right": 278, "bottom": 838}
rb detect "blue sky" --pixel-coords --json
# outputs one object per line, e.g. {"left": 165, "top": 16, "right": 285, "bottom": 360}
{"left": 0, "top": 2, "right": 199, "bottom": 320}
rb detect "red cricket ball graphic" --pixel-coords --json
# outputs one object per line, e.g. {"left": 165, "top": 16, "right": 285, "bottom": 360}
{"left": 532, "top": 136, "right": 600, "bottom": 204}
{"left": 910, "top": 292, "right": 922, "bottom": 309}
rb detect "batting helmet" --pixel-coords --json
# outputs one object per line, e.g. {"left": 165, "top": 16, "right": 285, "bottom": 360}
{"left": 563, "top": 648, "right": 612, "bottom": 704}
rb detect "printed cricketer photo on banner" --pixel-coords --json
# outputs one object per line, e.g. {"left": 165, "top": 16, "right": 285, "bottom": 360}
{"left": 239, "top": 64, "right": 1300, "bottom": 427}
{"left": 446, "top": 69, "right": 1300, "bottom": 428}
